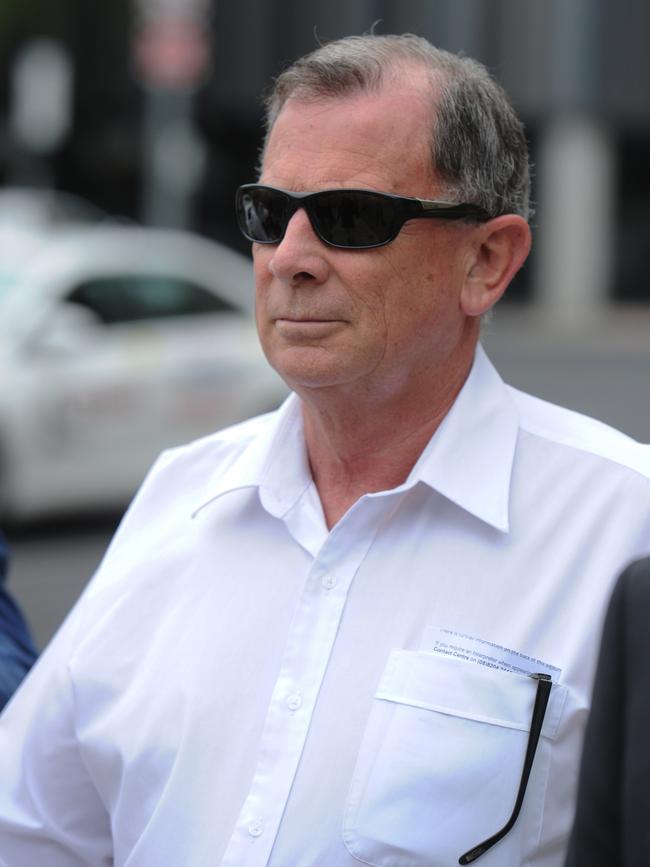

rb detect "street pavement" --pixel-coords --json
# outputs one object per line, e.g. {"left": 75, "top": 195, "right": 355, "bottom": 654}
{"left": 6, "top": 516, "right": 119, "bottom": 651}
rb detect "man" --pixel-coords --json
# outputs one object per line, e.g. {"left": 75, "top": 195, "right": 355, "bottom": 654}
{"left": 565, "top": 557, "right": 650, "bottom": 867}
{"left": 1, "top": 33, "right": 649, "bottom": 867}
{"left": 0, "top": 532, "right": 37, "bottom": 711}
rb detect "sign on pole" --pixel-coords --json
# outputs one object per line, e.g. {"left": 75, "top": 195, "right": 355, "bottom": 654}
{"left": 132, "top": 0, "right": 211, "bottom": 92}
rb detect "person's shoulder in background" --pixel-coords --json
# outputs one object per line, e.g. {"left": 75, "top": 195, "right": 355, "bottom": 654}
{"left": 0, "top": 531, "right": 39, "bottom": 712}
{"left": 565, "top": 556, "right": 650, "bottom": 867}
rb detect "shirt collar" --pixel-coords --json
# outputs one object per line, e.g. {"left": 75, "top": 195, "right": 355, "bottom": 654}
{"left": 193, "top": 344, "right": 519, "bottom": 533}
{"left": 192, "top": 394, "right": 311, "bottom": 520}
{"left": 408, "top": 344, "right": 518, "bottom": 532}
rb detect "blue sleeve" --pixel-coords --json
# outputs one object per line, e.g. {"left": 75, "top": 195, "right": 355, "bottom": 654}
{"left": 0, "top": 533, "right": 39, "bottom": 711}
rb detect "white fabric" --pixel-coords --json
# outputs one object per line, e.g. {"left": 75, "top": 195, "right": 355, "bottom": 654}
{"left": 1, "top": 344, "right": 650, "bottom": 867}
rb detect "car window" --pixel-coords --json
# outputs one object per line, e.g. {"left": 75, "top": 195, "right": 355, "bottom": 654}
{"left": 66, "top": 275, "right": 238, "bottom": 325}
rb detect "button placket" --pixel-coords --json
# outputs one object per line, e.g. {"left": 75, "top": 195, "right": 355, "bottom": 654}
{"left": 221, "top": 499, "right": 392, "bottom": 867}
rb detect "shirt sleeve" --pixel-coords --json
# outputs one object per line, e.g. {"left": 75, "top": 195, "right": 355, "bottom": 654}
{"left": 0, "top": 596, "right": 112, "bottom": 867}
{"left": 0, "top": 452, "right": 178, "bottom": 865}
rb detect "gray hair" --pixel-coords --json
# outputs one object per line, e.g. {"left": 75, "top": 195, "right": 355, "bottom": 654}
{"left": 262, "top": 33, "right": 532, "bottom": 221}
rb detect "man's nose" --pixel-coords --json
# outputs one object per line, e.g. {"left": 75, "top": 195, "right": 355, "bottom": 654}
{"left": 267, "top": 207, "right": 330, "bottom": 285}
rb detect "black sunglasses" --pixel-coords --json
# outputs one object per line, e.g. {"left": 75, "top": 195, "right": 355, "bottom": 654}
{"left": 235, "top": 184, "right": 492, "bottom": 250}
{"left": 458, "top": 673, "right": 553, "bottom": 864}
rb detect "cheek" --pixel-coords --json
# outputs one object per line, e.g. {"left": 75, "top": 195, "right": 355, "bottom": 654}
{"left": 382, "top": 261, "right": 454, "bottom": 344}
{"left": 349, "top": 274, "right": 393, "bottom": 335}
{"left": 252, "top": 250, "right": 273, "bottom": 303}
{"left": 252, "top": 247, "right": 269, "bottom": 279}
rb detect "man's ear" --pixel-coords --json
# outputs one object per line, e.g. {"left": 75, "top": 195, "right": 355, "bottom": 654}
{"left": 460, "top": 216, "right": 531, "bottom": 317}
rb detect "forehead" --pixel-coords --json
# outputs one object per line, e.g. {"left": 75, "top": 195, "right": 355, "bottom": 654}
{"left": 260, "top": 73, "right": 439, "bottom": 196}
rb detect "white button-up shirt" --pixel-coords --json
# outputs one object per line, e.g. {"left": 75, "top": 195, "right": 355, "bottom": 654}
{"left": 1, "top": 345, "right": 650, "bottom": 867}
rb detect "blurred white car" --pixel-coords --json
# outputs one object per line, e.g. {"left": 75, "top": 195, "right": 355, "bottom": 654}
{"left": 0, "top": 225, "right": 287, "bottom": 523}
{"left": 0, "top": 187, "right": 107, "bottom": 230}
{"left": 0, "top": 187, "right": 109, "bottom": 299}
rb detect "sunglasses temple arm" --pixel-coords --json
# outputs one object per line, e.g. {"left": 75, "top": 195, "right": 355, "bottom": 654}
{"left": 458, "top": 673, "right": 553, "bottom": 865}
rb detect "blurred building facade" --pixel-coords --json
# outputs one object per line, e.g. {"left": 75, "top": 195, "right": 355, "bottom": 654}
{"left": 1, "top": 0, "right": 649, "bottom": 315}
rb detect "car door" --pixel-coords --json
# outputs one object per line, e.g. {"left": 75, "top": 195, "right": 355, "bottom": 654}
{"left": 17, "top": 272, "right": 253, "bottom": 515}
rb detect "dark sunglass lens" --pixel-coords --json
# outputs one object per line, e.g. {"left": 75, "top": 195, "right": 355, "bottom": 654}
{"left": 313, "top": 191, "right": 396, "bottom": 247}
{"left": 238, "top": 188, "right": 289, "bottom": 243}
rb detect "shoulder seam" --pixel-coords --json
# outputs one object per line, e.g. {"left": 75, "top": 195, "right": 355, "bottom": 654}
{"left": 517, "top": 422, "right": 650, "bottom": 482}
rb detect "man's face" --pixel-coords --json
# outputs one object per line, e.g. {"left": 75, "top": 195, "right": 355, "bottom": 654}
{"left": 253, "top": 71, "right": 476, "bottom": 399}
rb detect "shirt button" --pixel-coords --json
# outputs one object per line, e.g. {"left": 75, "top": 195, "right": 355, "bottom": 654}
{"left": 321, "top": 574, "right": 337, "bottom": 590}
{"left": 248, "top": 820, "right": 264, "bottom": 838}
{"left": 286, "top": 692, "right": 303, "bottom": 711}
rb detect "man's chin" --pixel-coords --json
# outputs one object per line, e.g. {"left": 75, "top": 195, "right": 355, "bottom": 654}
{"left": 268, "top": 351, "right": 358, "bottom": 393}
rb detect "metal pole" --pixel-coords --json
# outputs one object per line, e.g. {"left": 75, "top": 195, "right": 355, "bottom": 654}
{"left": 534, "top": 115, "right": 616, "bottom": 328}
{"left": 533, "top": 0, "right": 614, "bottom": 327}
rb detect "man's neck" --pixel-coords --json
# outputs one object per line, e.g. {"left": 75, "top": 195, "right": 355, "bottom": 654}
{"left": 299, "top": 349, "right": 476, "bottom": 529}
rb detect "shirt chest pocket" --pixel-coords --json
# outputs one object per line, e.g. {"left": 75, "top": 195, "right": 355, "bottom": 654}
{"left": 343, "top": 650, "right": 567, "bottom": 867}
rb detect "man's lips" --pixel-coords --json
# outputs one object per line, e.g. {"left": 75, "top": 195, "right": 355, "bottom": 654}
{"left": 275, "top": 317, "right": 341, "bottom": 323}
{"left": 273, "top": 317, "right": 346, "bottom": 338}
